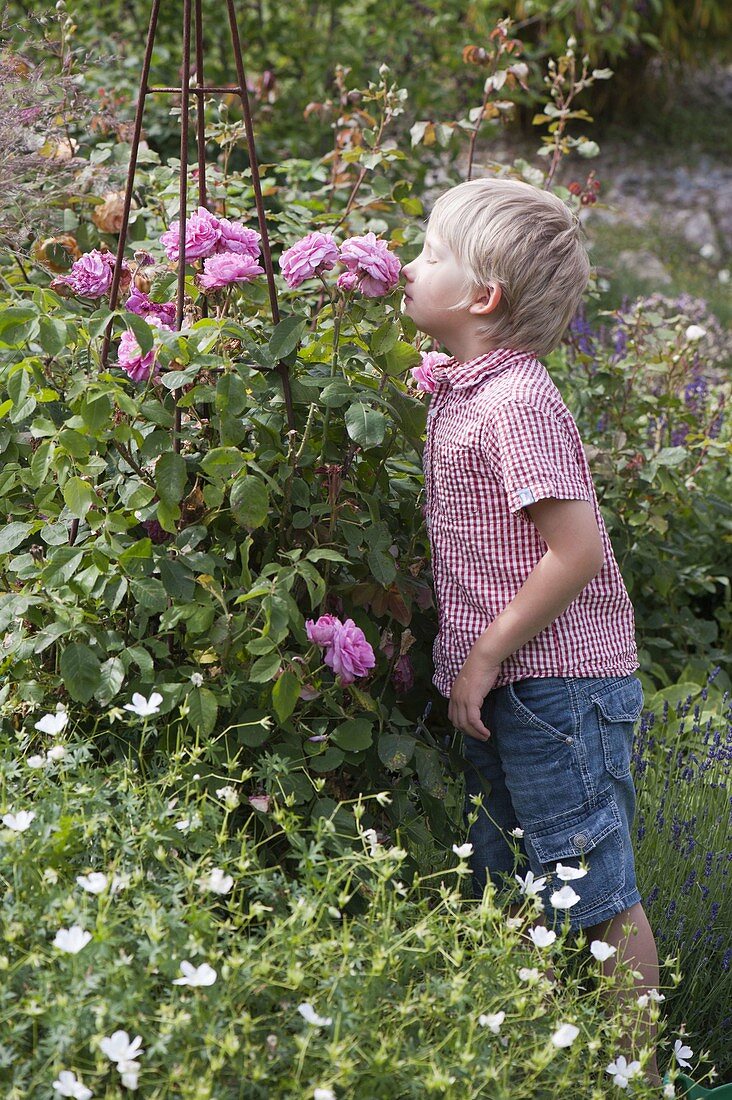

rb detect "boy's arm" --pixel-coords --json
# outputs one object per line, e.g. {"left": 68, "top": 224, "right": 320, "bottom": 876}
{"left": 448, "top": 497, "right": 605, "bottom": 741}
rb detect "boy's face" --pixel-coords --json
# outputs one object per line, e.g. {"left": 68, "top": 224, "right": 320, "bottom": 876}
{"left": 401, "top": 230, "right": 473, "bottom": 348}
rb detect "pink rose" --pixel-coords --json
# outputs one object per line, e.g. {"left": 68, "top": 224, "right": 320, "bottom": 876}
{"left": 125, "top": 287, "right": 177, "bottom": 328}
{"left": 339, "top": 232, "right": 401, "bottom": 297}
{"left": 323, "top": 618, "right": 376, "bottom": 685}
{"left": 249, "top": 794, "right": 271, "bottom": 813}
{"left": 160, "top": 206, "right": 221, "bottom": 262}
{"left": 54, "top": 249, "right": 117, "bottom": 298}
{"left": 117, "top": 329, "right": 157, "bottom": 382}
{"left": 411, "top": 351, "right": 451, "bottom": 393}
{"left": 336, "top": 271, "right": 359, "bottom": 293}
{"left": 279, "top": 231, "right": 339, "bottom": 289}
{"left": 196, "top": 252, "right": 264, "bottom": 292}
{"left": 306, "top": 614, "right": 341, "bottom": 647}
{"left": 217, "top": 218, "right": 261, "bottom": 259}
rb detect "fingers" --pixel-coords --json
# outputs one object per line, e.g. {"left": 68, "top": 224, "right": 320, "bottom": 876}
{"left": 450, "top": 703, "right": 491, "bottom": 741}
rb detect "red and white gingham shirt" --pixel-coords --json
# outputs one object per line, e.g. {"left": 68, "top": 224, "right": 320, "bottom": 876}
{"left": 423, "top": 348, "right": 638, "bottom": 699}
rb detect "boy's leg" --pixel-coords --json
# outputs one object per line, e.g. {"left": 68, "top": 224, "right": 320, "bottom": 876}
{"left": 586, "top": 902, "right": 661, "bottom": 1086}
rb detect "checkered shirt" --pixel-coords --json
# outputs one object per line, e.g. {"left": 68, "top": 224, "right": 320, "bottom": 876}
{"left": 423, "top": 348, "right": 638, "bottom": 699}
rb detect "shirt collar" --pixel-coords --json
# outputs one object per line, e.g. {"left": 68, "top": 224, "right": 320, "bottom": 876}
{"left": 430, "top": 347, "right": 536, "bottom": 391}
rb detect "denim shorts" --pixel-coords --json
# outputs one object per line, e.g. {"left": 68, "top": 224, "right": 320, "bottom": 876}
{"left": 460, "top": 674, "right": 644, "bottom": 931}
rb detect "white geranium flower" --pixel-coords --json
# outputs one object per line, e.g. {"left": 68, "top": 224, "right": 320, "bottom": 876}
{"left": 663, "top": 1085, "right": 676, "bottom": 1098}
{"left": 478, "top": 1010, "right": 505, "bottom": 1034}
{"left": 123, "top": 692, "right": 163, "bottom": 717}
{"left": 3, "top": 810, "right": 36, "bottom": 832}
{"left": 550, "top": 885, "right": 581, "bottom": 909}
{"left": 119, "top": 1062, "right": 140, "bottom": 1090}
{"left": 27, "top": 754, "right": 47, "bottom": 769}
{"left": 685, "top": 325, "right": 706, "bottom": 342}
{"left": 374, "top": 791, "right": 392, "bottom": 806}
{"left": 53, "top": 926, "right": 92, "bottom": 954}
{"left": 174, "top": 813, "right": 201, "bottom": 833}
{"left": 509, "top": 827, "right": 524, "bottom": 838}
{"left": 555, "top": 863, "right": 587, "bottom": 882}
{"left": 172, "top": 961, "right": 217, "bottom": 987}
{"left": 43, "top": 867, "right": 59, "bottom": 885}
{"left": 515, "top": 870, "right": 547, "bottom": 896}
{"left": 110, "top": 873, "right": 129, "bottom": 894}
{"left": 518, "top": 967, "right": 540, "bottom": 982}
{"left": 314, "top": 1089, "right": 336, "bottom": 1100}
{"left": 47, "top": 745, "right": 66, "bottom": 762}
{"left": 52, "top": 1069, "right": 93, "bottom": 1099}
{"left": 363, "top": 828, "right": 380, "bottom": 855}
{"left": 699, "top": 243, "right": 715, "bottom": 259}
{"left": 674, "top": 1040, "right": 693, "bottom": 1068}
{"left": 99, "top": 1030, "right": 145, "bottom": 1066}
{"left": 76, "top": 872, "right": 108, "bottom": 895}
{"left": 590, "top": 939, "right": 617, "bottom": 962}
{"left": 606, "top": 1054, "right": 641, "bottom": 1088}
{"left": 528, "top": 925, "right": 556, "bottom": 948}
{"left": 35, "top": 709, "right": 68, "bottom": 736}
{"left": 198, "top": 867, "right": 234, "bottom": 895}
{"left": 506, "top": 916, "right": 523, "bottom": 931}
{"left": 649, "top": 988, "right": 665, "bottom": 1002}
{"left": 190, "top": 672, "right": 204, "bottom": 687}
{"left": 216, "top": 785, "right": 240, "bottom": 809}
{"left": 297, "top": 1003, "right": 332, "bottom": 1027}
{"left": 718, "top": 269, "right": 730, "bottom": 284}
{"left": 551, "top": 1023, "right": 580, "bottom": 1048}
{"left": 452, "top": 842, "right": 473, "bottom": 858}
{"left": 392, "top": 880, "right": 408, "bottom": 896}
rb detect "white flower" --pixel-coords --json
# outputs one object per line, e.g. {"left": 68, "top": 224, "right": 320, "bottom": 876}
{"left": 2, "top": 810, "right": 36, "bottom": 832}
{"left": 663, "top": 1085, "right": 676, "bottom": 1098}
{"left": 699, "top": 243, "right": 715, "bottom": 259}
{"left": 518, "top": 967, "right": 540, "bottom": 982}
{"left": 555, "top": 863, "right": 587, "bottom": 882}
{"left": 35, "top": 710, "right": 68, "bottom": 736}
{"left": 198, "top": 867, "right": 234, "bottom": 895}
{"left": 248, "top": 793, "right": 271, "bottom": 813}
{"left": 52, "top": 1069, "right": 93, "bottom": 1099}
{"left": 190, "top": 672, "right": 204, "bottom": 687}
{"left": 636, "top": 994, "right": 649, "bottom": 1009}
{"left": 123, "top": 692, "right": 163, "bottom": 717}
{"left": 216, "top": 785, "right": 240, "bottom": 809}
{"left": 590, "top": 939, "right": 617, "bottom": 962}
{"left": 674, "top": 1040, "right": 693, "bottom": 1068}
{"left": 478, "top": 1010, "right": 505, "bottom": 1034}
{"left": 314, "top": 1090, "right": 336, "bottom": 1100}
{"left": 172, "top": 961, "right": 217, "bottom": 987}
{"left": 685, "top": 325, "right": 706, "bottom": 342}
{"left": 99, "top": 1030, "right": 144, "bottom": 1066}
{"left": 606, "top": 1055, "right": 642, "bottom": 1088}
{"left": 506, "top": 916, "right": 523, "bottom": 931}
{"left": 27, "top": 754, "right": 47, "bottom": 769}
{"left": 515, "top": 870, "right": 547, "bottom": 896}
{"left": 363, "top": 828, "right": 380, "bottom": 854}
{"left": 43, "top": 867, "right": 59, "bottom": 885}
{"left": 120, "top": 1063, "right": 140, "bottom": 1090}
{"left": 528, "top": 925, "right": 556, "bottom": 948}
{"left": 718, "top": 268, "right": 730, "bottom": 284}
{"left": 53, "top": 926, "right": 92, "bottom": 954}
{"left": 174, "top": 813, "right": 201, "bottom": 832}
{"left": 374, "top": 791, "right": 392, "bottom": 806}
{"left": 452, "top": 842, "right": 473, "bottom": 858}
{"left": 297, "top": 1003, "right": 332, "bottom": 1027}
{"left": 649, "top": 988, "right": 665, "bottom": 1002}
{"left": 47, "top": 745, "right": 66, "bottom": 761}
{"left": 509, "top": 827, "right": 524, "bottom": 838}
{"left": 76, "top": 872, "right": 109, "bottom": 895}
{"left": 110, "top": 873, "right": 129, "bottom": 894}
{"left": 550, "top": 885, "right": 581, "bottom": 909}
{"left": 392, "top": 880, "right": 408, "bottom": 896}
{"left": 551, "top": 1023, "right": 580, "bottom": 1048}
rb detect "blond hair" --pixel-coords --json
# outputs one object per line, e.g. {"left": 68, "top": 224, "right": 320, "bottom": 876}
{"left": 427, "top": 177, "right": 590, "bottom": 358}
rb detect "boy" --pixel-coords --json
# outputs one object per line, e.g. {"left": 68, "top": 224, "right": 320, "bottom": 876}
{"left": 402, "top": 178, "right": 661, "bottom": 1083}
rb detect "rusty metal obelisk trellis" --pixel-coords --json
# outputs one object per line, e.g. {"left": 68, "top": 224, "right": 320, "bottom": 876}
{"left": 101, "top": 0, "right": 295, "bottom": 444}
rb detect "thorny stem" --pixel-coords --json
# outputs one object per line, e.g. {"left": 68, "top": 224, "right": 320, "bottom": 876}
{"left": 543, "top": 54, "right": 590, "bottom": 191}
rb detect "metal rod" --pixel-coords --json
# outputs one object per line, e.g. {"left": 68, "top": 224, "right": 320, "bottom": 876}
{"left": 101, "top": 0, "right": 162, "bottom": 366}
{"left": 225, "top": 0, "right": 295, "bottom": 432}
{"left": 146, "top": 84, "right": 240, "bottom": 94}
{"left": 173, "top": 0, "right": 192, "bottom": 453}
{"left": 194, "top": 0, "right": 208, "bottom": 322}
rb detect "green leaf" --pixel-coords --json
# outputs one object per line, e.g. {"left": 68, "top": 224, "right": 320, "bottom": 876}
{"left": 378, "top": 733, "right": 416, "bottom": 770}
{"left": 345, "top": 403, "right": 386, "bottom": 449}
{"left": 38, "top": 316, "right": 68, "bottom": 356}
{"left": 272, "top": 670, "right": 300, "bottom": 723}
{"left": 155, "top": 450, "right": 188, "bottom": 507}
{"left": 0, "top": 522, "right": 32, "bottom": 555}
{"left": 331, "top": 718, "right": 373, "bottom": 751}
{"left": 119, "top": 538, "right": 153, "bottom": 569}
{"left": 371, "top": 322, "right": 399, "bottom": 356}
{"left": 249, "top": 652, "right": 281, "bottom": 682}
{"left": 60, "top": 642, "right": 102, "bottom": 703}
{"left": 79, "top": 393, "right": 113, "bottom": 434}
{"left": 95, "top": 657, "right": 125, "bottom": 706}
{"left": 159, "top": 558, "right": 195, "bottom": 600}
{"left": 268, "top": 315, "right": 307, "bottom": 360}
{"left": 123, "top": 312, "right": 155, "bottom": 355}
{"left": 187, "top": 686, "right": 218, "bottom": 735}
{"left": 368, "top": 548, "right": 397, "bottom": 586}
{"left": 384, "top": 341, "right": 421, "bottom": 375}
{"left": 414, "top": 743, "right": 447, "bottom": 797}
{"left": 200, "top": 446, "right": 246, "bottom": 481}
{"left": 62, "top": 477, "right": 95, "bottom": 519}
{"left": 230, "top": 475, "right": 269, "bottom": 529}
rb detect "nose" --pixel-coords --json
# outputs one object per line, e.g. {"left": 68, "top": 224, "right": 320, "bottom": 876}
{"left": 402, "top": 259, "right": 414, "bottom": 282}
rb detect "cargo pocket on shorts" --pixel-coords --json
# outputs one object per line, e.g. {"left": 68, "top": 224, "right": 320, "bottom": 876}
{"left": 527, "top": 791, "right": 625, "bottom": 915}
{"left": 590, "top": 677, "right": 644, "bottom": 779}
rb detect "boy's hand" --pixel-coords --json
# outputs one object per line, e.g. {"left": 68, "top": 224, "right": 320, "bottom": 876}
{"left": 448, "top": 648, "right": 500, "bottom": 741}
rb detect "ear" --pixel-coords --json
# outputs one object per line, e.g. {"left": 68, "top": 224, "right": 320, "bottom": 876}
{"left": 468, "top": 283, "right": 502, "bottom": 317}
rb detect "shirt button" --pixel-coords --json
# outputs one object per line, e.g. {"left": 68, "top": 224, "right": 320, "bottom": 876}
{"left": 573, "top": 833, "right": 588, "bottom": 848}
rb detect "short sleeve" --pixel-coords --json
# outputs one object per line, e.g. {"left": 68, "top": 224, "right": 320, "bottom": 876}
{"left": 483, "top": 400, "right": 591, "bottom": 516}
